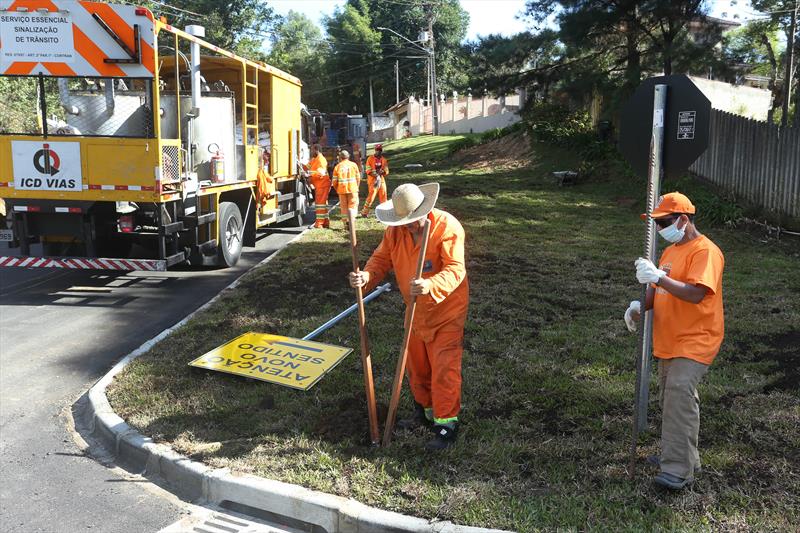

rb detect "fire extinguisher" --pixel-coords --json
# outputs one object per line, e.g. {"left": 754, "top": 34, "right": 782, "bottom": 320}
{"left": 209, "top": 143, "right": 224, "bottom": 183}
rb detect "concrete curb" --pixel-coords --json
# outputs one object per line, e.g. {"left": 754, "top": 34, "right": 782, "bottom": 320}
{"left": 81, "top": 228, "right": 511, "bottom": 533}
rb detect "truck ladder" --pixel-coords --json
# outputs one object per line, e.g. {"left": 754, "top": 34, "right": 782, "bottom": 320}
{"left": 243, "top": 64, "right": 259, "bottom": 145}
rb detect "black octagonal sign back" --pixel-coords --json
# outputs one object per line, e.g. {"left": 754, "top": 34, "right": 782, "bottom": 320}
{"left": 619, "top": 75, "right": 711, "bottom": 179}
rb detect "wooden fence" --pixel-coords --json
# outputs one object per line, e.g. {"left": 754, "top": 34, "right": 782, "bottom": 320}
{"left": 690, "top": 109, "right": 800, "bottom": 219}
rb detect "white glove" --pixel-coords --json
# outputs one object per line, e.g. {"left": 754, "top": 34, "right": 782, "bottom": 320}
{"left": 375, "top": 176, "right": 381, "bottom": 189}
{"left": 624, "top": 300, "right": 641, "bottom": 332}
{"left": 635, "top": 257, "right": 666, "bottom": 284}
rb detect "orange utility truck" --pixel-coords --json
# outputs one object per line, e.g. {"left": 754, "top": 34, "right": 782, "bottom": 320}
{"left": 0, "top": 0, "right": 307, "bottom": 270}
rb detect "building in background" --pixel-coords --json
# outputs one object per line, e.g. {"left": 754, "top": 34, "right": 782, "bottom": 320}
{"left": 370, "top": 90, "right": 524, "bottom": 142}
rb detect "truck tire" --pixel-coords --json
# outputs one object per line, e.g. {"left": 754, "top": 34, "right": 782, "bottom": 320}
{"left": 217, "top": 202, "right": 243, "bottom": 267}
{"left": 292, "top": 179, "right": 309, "bottom": 226}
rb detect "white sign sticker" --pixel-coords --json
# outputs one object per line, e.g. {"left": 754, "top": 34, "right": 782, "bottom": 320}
{"left": 653, "top": 109, "right": 664, "bottom": 128}
{"left": 677, "top": 111, "right": 696, "bottom": 140}
{"left": 11, "top": 141, "right": 83, "bottom": 192}
{"left": 0, "top": 11, "right": 75, "bottom": 64}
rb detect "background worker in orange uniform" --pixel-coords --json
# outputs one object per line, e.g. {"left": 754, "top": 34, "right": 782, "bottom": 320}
{"left": 304, "top": 144, "right": 330, "bottom": 228}
{"left": 349, "top": 183, "right": 469, "bottom": 450}
{"left": 361, "top": 144, "right": 389, "bottom": 217}
{"left": 624, "top": 192, "right": 725, "bottom": 491}
{"left": 331, "top": 150, "right": 361, "bottom": 228}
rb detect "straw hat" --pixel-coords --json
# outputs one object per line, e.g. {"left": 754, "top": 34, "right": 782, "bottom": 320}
{"left": 376, "top": 183, "right": 439, "bottom": 226}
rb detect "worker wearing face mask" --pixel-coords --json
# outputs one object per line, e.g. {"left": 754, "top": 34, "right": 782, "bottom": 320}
{"left": 623, "top": 192, "right": 725, "bottom": 491}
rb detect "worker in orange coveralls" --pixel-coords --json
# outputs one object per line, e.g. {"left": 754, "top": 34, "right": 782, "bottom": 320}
{"left": 348, "top": 183, "right": 469, "bottom": 450}
{"left": 331, "top": 150, "right": 361, "bottom": 229}
{"left": 361, "top": 144, "right": 389, "bottom": 218}
{"left": 304, "top": 144, "right": 330, "bottom": 228}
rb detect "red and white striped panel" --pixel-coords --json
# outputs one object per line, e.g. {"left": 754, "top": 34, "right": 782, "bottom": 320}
{"left": 0, "top": 256, "right": 166, "bottom": 271}
{"left": 86, "top": 184, "right": 155, "bottom": 191}
{"left": 12, "top": 205, "right": 81, "bottom": 213}
{"left": 0, "top": 0, "right": 155, "bottom": 78}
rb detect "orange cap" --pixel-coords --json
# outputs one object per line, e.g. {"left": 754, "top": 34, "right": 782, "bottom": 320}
{"left": 640, "top": 192, "right": 696, "bottom": 220}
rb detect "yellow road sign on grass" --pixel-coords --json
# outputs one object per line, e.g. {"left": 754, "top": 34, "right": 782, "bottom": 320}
{"left": 188, "top": 332, "right": 352, "bottom": 391}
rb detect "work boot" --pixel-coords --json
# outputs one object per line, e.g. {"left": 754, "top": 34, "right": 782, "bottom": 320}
{"left": 425, "top": 423, "right": 458, "bottom": 451}
{"left": 653, "top": 471, "right": 694, "bottom": 491}
{"left": 396, "top": 403, "right": 433, "bottom": 431}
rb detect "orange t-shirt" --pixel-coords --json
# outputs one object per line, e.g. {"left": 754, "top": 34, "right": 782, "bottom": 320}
{"left": 364, "top": 209, "right": 469, "bottom": 342}
{"left": 331, "top": 160, "right": 361, "bottom": 194}
{"left": 653, "top": 235, "right": 725, "bottom": 365}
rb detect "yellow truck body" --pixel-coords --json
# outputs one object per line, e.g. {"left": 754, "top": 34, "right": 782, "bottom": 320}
{"left": 0, "top": 0, "right": 307, "bottom": 270}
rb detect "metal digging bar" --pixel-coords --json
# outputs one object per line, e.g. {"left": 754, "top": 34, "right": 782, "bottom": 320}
{"left": 302, "top": 283, "right": 392, "bottom": 341}
{"left": 629, "top": 83, "right": 667, "bottom": 478}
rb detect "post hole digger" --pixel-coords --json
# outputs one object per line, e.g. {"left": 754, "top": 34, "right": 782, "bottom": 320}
{"left": 346, "top": 209, "right": 381, "bottom": 446}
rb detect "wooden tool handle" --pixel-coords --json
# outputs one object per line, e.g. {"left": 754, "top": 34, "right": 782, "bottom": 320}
{"left": 383, "top": 218, "right": 432, "bottom": 446}
{"left": 347, "top": 209, "right": 381, "bottom": 445}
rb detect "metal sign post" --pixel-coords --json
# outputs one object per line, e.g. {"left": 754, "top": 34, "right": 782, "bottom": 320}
{"left": 628, "top": 84, "right": 666, "bottom": 475}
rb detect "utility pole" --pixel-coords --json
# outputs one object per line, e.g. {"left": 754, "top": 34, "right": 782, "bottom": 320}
{"left": 369, "top": 77, "right": 375, "bottom": 132}
{"left": 395, "top": 60, "right": 400, "bottom": 105}
{"left": 427, "top": 6, "right": 439, "bottom": 135}
{"left": 781, "top": 1, "right": 797, "bottom": 128}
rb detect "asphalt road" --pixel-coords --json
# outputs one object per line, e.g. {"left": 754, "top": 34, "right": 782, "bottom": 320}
{"left": 0, "top": 224, "right": 307, "bottom": 533}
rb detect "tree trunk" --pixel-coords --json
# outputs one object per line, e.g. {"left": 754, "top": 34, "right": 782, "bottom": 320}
{"left": 761, "top": 33, "right": 779, "bottom": 124}
{"left": 625, "top": 27, "right": 641, "bottom": 92}
{"left": 781, "top": 5, "right": 797, "bottom": 128}
{"left": 662, "top": 26, "right": 675, "bottom": 76}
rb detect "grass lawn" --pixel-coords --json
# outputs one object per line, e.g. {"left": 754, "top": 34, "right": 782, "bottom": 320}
{"left": 108, "top": 134, "right": 800, "bottom": 531}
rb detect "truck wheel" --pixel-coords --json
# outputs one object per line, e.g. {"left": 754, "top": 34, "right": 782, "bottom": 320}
{"left": 217, "top": 202, "right": 243, "bottom": 267}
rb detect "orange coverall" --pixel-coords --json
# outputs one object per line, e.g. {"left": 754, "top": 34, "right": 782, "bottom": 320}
{"left": 362, "top": 155, "right": 389, "bottom": 216}
{"left": 331, "top": 159, "right": 361, "bottom": 214}
{"left": 363, "top": 209, "right": 469, "bottom": 423}
{"left": 305, "top": 153, "right": 330, "bottom": 228}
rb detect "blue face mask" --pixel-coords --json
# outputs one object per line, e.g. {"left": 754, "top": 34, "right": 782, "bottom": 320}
{"left": 658, "top": 219, "right": 686, "bottom": 243}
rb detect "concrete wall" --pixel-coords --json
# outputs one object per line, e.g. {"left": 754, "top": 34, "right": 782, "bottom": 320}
{"left": 375, "top": 91, "right": 524, "bottom": 140}
{"left": 689, "top": 76, "right": 773, "bottom": 120}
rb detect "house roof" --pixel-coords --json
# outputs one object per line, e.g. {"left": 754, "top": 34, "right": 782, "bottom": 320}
{"left": 384, "top": 98, "right": 410, "bottom": 113}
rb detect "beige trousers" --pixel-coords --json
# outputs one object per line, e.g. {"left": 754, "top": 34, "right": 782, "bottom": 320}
{"left": 658, "top": 357, "right": 709, "bottom": 479}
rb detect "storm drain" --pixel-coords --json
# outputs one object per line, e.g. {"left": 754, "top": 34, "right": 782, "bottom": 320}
{"left": 160, "top": 508, "right": 302, "bottom": 533}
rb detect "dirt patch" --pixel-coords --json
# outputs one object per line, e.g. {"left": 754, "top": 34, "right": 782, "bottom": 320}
{"left": 451, "top": 132, "right": 534, "bottom": 170}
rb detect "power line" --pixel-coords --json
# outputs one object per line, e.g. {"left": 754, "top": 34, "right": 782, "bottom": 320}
{"left": 305, "top": 58, "right": 422, "bottom": 95}
{"left": 144, "top": 0, "right": 203, "bottom": 18}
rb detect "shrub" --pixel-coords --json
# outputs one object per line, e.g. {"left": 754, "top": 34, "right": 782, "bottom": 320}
{"left": 523, "top": 102, "right": 594, "bottom": 148}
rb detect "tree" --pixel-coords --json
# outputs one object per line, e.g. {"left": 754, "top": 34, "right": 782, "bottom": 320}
{"left": 723, "top": 20, "right": 784, "bottom": 122}
{"left": 313, "top": 0, "right": 469, "bottom": 114}
{"left": 321, "top": 0, "right": 383, "bottom": 113}
{"left": 140, "top": 0, "right": 281, "bottom": 58}
{"left": 268, "top": 12, "right": 328, "bottom": 104}
{"left": 463, "top": 30, "right": 563, "bottom": 97}
{"left": 750, "top": 0, "right": 799, "bottom": 126}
